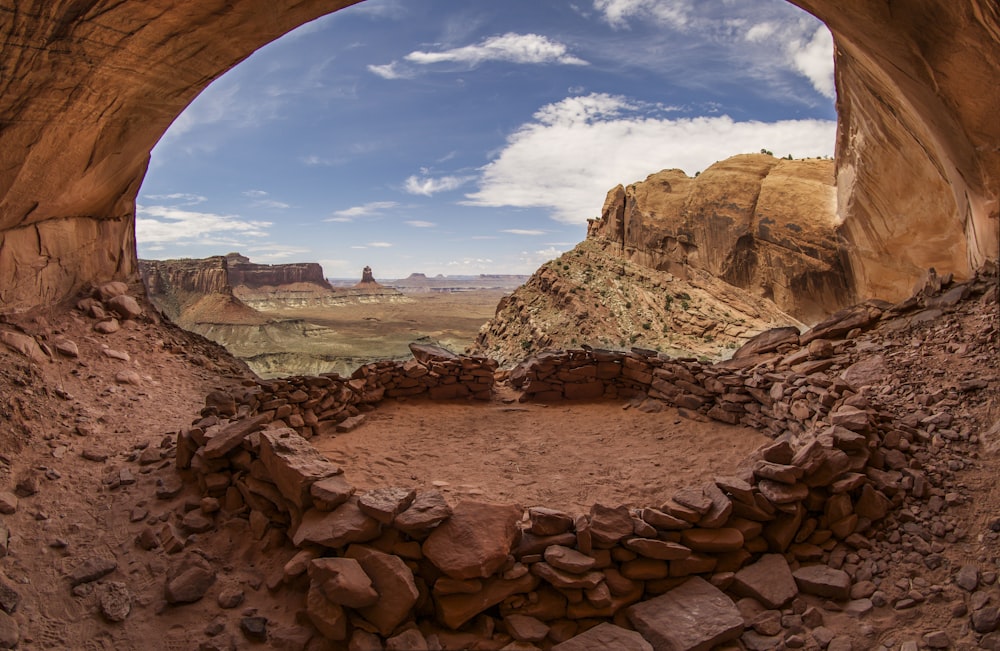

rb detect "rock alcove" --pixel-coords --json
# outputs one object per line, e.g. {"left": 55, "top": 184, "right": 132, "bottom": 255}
{"left": 0, "top": 1, "right": 997, "bottom": 313}
{"left": 0, "top": 1, "right": 999, "bottom": 648}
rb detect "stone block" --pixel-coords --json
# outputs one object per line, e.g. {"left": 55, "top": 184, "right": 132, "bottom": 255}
{"left": 626, "top": 576, "right": 743, "bottom": 650}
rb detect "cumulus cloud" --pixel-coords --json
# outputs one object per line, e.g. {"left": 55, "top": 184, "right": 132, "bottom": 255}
{"left": 404, "top": 175, "right": 473, "bottom": 196}
{"left": 788, "top": 26, "right": 835, "bottom": 98}
{"left": 370, "top": 33, "right": 587, "bottom": 80}
{"left": 405, "top": 33, "right": 588, "bottom": 67}
{"left": 464, "top": 93, "right": 835, "bottom": 224}
{"left": 589, "top": 1, "right": 835, "bottom": 102}
{"left": 328, "top": 201, "right": 399, "bottom": 221}
{"left": 136, "top": 204, "right": 272, "bottom": 245}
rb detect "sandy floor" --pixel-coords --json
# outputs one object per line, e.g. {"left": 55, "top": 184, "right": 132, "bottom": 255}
{"left": 314, "top": 397, "right": 769, "bottom": 516}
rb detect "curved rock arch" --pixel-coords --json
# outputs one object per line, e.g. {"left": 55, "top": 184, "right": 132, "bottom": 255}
{"left": 0, "top": 0, "right": 997, "bottom": 312}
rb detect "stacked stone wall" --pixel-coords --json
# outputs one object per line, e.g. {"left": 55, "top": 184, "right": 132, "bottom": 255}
{"left": 171, "top": 308, "right": 938, "bottom": 648}
{"left": 169, "top": 271, "right": 995, "bottom": 648}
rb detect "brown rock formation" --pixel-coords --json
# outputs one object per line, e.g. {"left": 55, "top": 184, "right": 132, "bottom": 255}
{"left": 226, "top": 253, "right": 332, "bottom": 290}
{"left": 588, "top": 155, "right": 851, "bottom": 324}
{"left": 0, "top": 1, "right": 997, "bottom": 312}
{"left": 794, "top": 0, "right": 1000, "bottom": 299}
{"left": 472, "top": 237, "right": 804, "bottom": 368}
{"left": 354, "top": 266, "right": 382, "bottom": 290}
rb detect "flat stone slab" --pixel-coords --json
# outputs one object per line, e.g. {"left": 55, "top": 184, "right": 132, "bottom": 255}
{"left": 292, "top": 499, "right": 381, "bottom": 548}
{"left": 793, "top": 565, "right": 852, "bottom": 600}
{"left": 730, "top": 553, "right": 799, "bottom": 609}
{"left": 423, "top": 500, "right": 521, "bottom": 579}
{"left": 203, "top": 413, "right": 271, "bottom": 459}
{"left": 626, "top": 576, "right": 743, "bottom": 651}
{"left": 259, "top": 428, "right": 341, "bottom": 510}
{"left": 553, "top": 622, "right": 654, "bottom": 651}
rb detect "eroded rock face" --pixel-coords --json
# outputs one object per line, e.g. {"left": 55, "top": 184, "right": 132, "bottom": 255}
{"left": 0, "top": 0, "right": 361, "bottom": 313}
{"left": 0, "top": 1, "right": 997, "bottom": 312}
{"left": 226, "top": 253, "right": 332, "bottom": 290}
{"left": 792, "top": 0, "right": 1000, "bottom": 299}
{"left": 588, "top": 155, "right": 850, "bottom": 323}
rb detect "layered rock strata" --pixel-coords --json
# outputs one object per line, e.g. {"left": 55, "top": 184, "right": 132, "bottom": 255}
{"left": 588, "top": 155, "right": 851, "bottom": 324}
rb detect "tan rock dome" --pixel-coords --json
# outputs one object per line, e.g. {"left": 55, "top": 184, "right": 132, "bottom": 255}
{"left": 0, "top": 0, "right": 997, "bottom": 312}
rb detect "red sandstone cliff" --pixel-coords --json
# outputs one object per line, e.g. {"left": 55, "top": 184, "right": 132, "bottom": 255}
{"left": 588, "top": 155, "right": 852, "bottom": 325}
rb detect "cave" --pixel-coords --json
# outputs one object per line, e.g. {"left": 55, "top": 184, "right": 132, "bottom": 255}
{"left": 0, "top": 1, "right": 998, "bottom": 315}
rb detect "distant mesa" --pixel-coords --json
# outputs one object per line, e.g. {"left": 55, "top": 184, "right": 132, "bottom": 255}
{"left": 354, "top": 266, "right": 384, "bottom": 290}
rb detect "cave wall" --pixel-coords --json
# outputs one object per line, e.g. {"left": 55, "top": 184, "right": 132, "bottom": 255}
{"left": 790, "top": 0, "right": 1000, "bottom": 298}
{"left": 0, "top": 0, "right": 998, "bottom": 312}
{"left": 0, "top": 0, "right": 360, "bottom": 312}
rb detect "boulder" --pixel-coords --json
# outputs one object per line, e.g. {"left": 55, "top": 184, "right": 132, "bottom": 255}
{"left": 552, "top": 622, "right": 653, "bottom": 651}
{"left": 626, "top": 577, "right": 743, "bottom": 651}
{"left": 793, "top": 565, "right": 851, "bottom": 600}
{"left": 291, "top": 499, "right": 381, "bottom": 548}
{"left": 344, "top": 545, "right": 419, "bottom": 636}
{"left": 309, "top": 557, "right": 378, "bottom": 608}
{"left": 394, "top": 489, "right": 452, "bottom": 537}
{"left": 423, "top": 500, "right": 521, "bottom": 580}
{"left": 259, "top": 428, "right": 341, "bottom": 510}
{"left": 730, "top": 554, "right": 799, "bottom": 608}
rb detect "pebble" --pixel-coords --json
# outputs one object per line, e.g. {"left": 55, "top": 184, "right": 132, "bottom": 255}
{"left": 98, "top": 582, "right": 131, "bottom": 623}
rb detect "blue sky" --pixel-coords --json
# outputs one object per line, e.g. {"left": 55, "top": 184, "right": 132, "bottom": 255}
{"left": 137, "top": 0, "right": 837, "bottom": 279}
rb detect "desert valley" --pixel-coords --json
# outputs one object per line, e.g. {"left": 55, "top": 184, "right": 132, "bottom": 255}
{"left": 1, "top": 2, "right": 999, "bottom": 651}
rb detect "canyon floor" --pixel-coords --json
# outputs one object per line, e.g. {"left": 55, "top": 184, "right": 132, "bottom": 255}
{"left": 0, "top": 275, "right": 996, "bottom": 650}
{"left": 204, "top": 290, "right": 508, "bottom": 379}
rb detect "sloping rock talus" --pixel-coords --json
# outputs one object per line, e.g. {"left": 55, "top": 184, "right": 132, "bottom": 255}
{"left": 0, "top": 1, "right": 998, "bottom": 312}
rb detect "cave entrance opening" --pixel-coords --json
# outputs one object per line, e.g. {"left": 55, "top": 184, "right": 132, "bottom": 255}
{"left": 136, "top": 0, "right": 837, "bottom": 380}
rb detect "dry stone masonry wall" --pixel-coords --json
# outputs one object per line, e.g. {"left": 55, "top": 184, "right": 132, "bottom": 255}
{"left": 165, "top": 269, "right": 997, "bottom": 649}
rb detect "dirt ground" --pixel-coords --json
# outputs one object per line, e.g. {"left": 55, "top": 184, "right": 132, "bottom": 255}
{"left": 0, "top": 279, "right": 996, "bottom": 649}
{"left": 314, "top": 394, "right": 768, "bottom": 516}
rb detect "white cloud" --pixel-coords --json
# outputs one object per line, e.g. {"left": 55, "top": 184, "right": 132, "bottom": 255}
{"left": 405, "top": 33, "right": 588, "bottom": 67}
{"left": 317, "top": 258, "right": 353, "bottom": 276}
{"left": 519, "top": 246, "right": 566, "bottom": 270}
{"left": 501, "top": 229, "right": 547, "bottom": 236}
{"left": 136, "top": 205, "right": 272, "bottom": 244}
{"left": 405, "top": 220, "right": 437, "bottom": 228}
{"left": 367, "top": 62, "right": 412, "bottom": 80}
{"left": 144, "top": 193, "right": 206, "bottom": 205}
{"left": 594, "top": 0, "right": 692, "bottom": 30}
{"left": 745, "top": 21, "right": 778, "bottom": 43}
{"left": 404, "top": 174, "right": 473, "bottom": 196}
{"left": 368, "top": 242, "right": 393, "bottom": 248}
{"left": 370, "top": 33, "right": 587, "bottom": 81}
{"left": 328, "top": 201, "right": 399, "bottom": 220}
{"left": 464, "top": 93, "right": 836, "bottom": 224}
{"left": 242, "top": 189, "right": 290, "bottom": 210}
{"left": 788, "top": 26, "right": 835, "bottom": 98}
{"left": 243, "top": 244, "right": 312, "bottom": 261}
